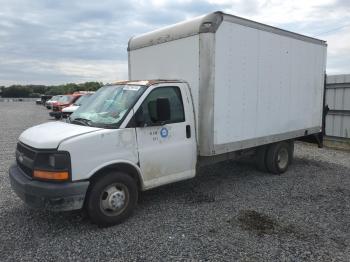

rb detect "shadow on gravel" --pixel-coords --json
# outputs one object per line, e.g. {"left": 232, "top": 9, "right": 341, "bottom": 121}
{"left": 237, "top": 210, "right": 276, "bottom": 235}
{"left": 139, "top": 155, "right": 350, "bottom": 207}
{"left": 292, "top": 157, "right": 343, "bottom": 170}
{"left": 138, "top": 160, "right": 254, "bottom": 205}
{"left": 233, "top": 209, "right": 318, "bottom": 241}
{"left": 231, "top": 209, "right": 346, "bottom": 251}
{"left": 184, "top": 190, "right": 216, "bottom": 204}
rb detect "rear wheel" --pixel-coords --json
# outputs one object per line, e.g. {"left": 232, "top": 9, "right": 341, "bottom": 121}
{"left": 86, "top": 171, "right": 138, "bottom": 227}
{"left": 255, "top": 146, "right": 268, "bottom": 172}
{"left": 266, "top": 142, "right": 292, "bottom": 174}
{"left": 289, "top": 141, "right": 294, "bottom": 164}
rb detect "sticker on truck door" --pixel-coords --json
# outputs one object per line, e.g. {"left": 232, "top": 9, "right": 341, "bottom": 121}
{"left": 160, "top": 127, "right": 168, "bottom": 138}
{"left": 145, "top": 127, "right": 171, "bottom": 143}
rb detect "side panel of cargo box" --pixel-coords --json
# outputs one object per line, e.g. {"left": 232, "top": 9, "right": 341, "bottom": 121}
{"left": 210, "top": 21, "right": 327, "bottom": 155}
{"left": 129, "top": 35, "right": 200, "bottom": 127}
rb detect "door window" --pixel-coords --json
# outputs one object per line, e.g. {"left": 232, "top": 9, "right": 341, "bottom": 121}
{"left": 137, "top": 86, "right": 185, "bottom": 125}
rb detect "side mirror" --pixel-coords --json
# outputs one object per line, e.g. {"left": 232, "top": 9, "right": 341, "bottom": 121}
{"left": 157, "top": 98, "right": 171, "bottom": 122}
{"left": 148, "top": 98, "right": 171, "bottom": 124}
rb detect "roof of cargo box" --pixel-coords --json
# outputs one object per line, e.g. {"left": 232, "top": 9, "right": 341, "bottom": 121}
{"left": 128, "top": 11, "right": 326, "bottom": 51}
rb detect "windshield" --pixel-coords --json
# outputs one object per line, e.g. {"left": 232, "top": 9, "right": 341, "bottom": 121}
{"left": 50, "top": 95, "right": 60, "bottom": 101}
{"left": 58, "top": 95, "right": 73, "bottom": 103}
{"left": 73, "top": 95, "right": 91, "bottom": 106}
{"left": 70, "top": 85, "right": 146, "bottom": 128}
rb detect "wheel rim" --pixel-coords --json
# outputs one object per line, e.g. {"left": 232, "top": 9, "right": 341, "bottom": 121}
{"left": 100, "top": 183, "right": 129, "bottom": 216}
{"left": 277, "top": 147, "right": 289, "bottom": 170}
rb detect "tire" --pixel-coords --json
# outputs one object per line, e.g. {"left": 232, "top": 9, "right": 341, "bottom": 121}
{"left": 86, "top": 171, "right": 138, "bottom": 227}
{"left": 266, "top": 142, "right": 291, "bottom": 174}
{"left": 255, "top": 146, "right": 268, "bottom": 172}
{"left": 54, "top": 115, "right": 61, "bottom": 120}
{"left": 289, "top": 140, "right": 294, "bottom": 164}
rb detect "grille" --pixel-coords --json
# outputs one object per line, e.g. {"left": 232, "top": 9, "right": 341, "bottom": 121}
{"left": 16, "top": 143, "right": 36, "bottom": 177}
{"left": 17, "top": 143, "right": 36, "bottom": 159}
{"left": 18, "top": 161, "right": 32, "bottom": 177}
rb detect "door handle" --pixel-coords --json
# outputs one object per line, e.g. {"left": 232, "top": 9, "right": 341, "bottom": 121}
{"left": 186, "top": 125, "right": 191, "bottom": 138}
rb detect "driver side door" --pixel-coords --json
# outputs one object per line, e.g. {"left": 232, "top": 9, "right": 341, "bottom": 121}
{"left": 133, "top": 85, "right": 196, "bottom": 189}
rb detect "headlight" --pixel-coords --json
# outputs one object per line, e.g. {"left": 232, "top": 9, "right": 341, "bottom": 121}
{"left": 33, "top": 152, "right": 71, "bottom": 181}
{"left": 49, "top": 155, "right": 55, "bottom": 167}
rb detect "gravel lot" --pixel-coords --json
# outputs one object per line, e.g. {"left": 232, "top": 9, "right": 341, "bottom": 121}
{"left": 0, "top": 102, "right": 349, "bottom": 261}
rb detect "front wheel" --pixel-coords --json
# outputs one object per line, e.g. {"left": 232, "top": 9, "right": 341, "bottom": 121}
{"left": 86, "top": 171, "right": 138, "bottom": 227}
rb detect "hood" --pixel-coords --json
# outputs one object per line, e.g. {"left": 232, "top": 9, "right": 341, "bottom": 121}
{"left": 19, "top": 121, "right": 101, "bottom": 149}
{"left": 53, "top": 102, "right": 69, "bottom": 106}
{"left": 62, "top": 105, "right": 79, "bottom": 113}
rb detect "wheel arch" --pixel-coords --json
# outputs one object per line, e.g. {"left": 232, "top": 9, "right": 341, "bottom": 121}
{"left": 89, "top": 161, "right": 144, "bottom": 190}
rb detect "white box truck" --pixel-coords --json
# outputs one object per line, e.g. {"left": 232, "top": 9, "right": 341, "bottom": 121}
{"left": 9, "top": 12, "right": 327, "bottom": 226}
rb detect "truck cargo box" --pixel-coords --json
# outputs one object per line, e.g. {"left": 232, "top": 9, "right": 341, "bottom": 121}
{"left": 128, "top": 11, "right": 327, "bottom": 156}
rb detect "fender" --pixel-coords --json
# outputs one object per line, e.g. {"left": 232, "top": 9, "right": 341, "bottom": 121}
{"left": 87, "top": 160, "right": 145, "bottom": 190}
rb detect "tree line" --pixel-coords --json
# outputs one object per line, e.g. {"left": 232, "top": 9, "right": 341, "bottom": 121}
{"left": 0, "top": 82, "right": 103, "bottom": 98}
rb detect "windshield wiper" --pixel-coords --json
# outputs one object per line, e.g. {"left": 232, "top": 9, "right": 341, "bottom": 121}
{"left": 71, "top": 117, "right": 92, "bottom": 126}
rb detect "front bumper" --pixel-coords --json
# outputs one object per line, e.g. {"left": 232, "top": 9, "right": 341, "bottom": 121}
{"left": 49, "top": 111, "right": 62, "bottom": 118}
{"left": 9, "top": 164, "right": 89, "bottom": 211}
{"left": 62, "top": 112, "right": 72, "bottom": 118}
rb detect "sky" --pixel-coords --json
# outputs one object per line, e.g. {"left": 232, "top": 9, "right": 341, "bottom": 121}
{"left": 0, "top": 0, "right": 349, "bottom": 86}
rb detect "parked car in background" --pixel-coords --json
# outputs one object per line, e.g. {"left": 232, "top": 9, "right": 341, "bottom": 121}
{"left": 49, "top": 91, "right": 89, "bottom": 119}
{"left": 61, "top": 92, "right": 94, "bottom": 118}
{"left": 35, "top": 95, "right": 53, "bottom": 106}
{"left": 49, "top": 93, "right": 83, "bottom": 119}
{"left": 45, "top": 95, "right": 62, "bottom": 109}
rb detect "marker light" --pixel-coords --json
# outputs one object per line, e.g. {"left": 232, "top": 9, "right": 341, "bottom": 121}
{"left": 33, "top": 170, "right": 69, "bottom": 181}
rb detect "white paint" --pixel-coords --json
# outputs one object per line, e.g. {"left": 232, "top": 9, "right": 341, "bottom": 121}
{"left": 59, "top": 128, "right": 139, "bottom": 182}
{"left": 18, "top": 82, "right": 197, "bottom": 189}
{"left": 132, "top": 83, "right": 197, "bottom": 189}
{"left": 213, "top": 21, "right": 326, "bottom": 145}
{"left": 129, "top": 35, "right": 200, "bottom": 125}
{"left": 62, "top": 105, "right": 79, "bottom": 113}
{"left": 129, "top": 18, "right": 326, "bottom": 156}
{"left": 19, "top": 121, "right": 101, "bottom": 149}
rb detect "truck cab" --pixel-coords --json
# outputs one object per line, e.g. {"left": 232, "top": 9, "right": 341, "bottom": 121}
{"left": 9, "top": 80, "right": 197, "bottom": 226}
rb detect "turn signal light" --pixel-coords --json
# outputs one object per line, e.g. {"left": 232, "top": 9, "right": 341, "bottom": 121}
{"left": 33, "top": 170, "right": 69, "bottom": 181}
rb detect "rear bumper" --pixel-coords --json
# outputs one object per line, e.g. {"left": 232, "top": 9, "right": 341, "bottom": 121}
{"left": 9, "top": 164, "right": 89, "bottom": 211}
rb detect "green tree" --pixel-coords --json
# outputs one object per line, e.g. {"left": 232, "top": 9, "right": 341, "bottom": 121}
{"left": 2, "top": 85, "right": 31, "bottom": 97}
{"left": 29, "top": 85, "right": 48, "bottom": 94}
{"left": 1, "top": 81, "right": 104, "bottom": 97}
{"left": 0, "top": 86, "right": 4, "bottom": 97}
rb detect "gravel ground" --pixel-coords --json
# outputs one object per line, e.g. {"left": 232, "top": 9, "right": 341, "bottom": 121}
{"left": 0, "top": 102, "right": 349, "bottom": 261}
